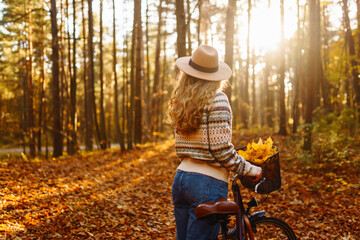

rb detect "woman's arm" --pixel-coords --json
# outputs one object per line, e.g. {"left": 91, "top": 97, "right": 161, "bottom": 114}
{"left": 207, "top": 92, "right": 261, "bottom": 178}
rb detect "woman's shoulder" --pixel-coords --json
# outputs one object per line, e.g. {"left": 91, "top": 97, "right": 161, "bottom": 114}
{"left": 207, "top": 92, "right": 231, "bottom": 113}
{"left": 204, "top": 91, "right": 230, "bottom": 112}
{"left": 213, "top": 91, "right": 230, "bottom": 104}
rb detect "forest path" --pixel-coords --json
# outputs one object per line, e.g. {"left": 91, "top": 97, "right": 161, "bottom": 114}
{"left": 1, "top": 136, "right": 359, "bottom": 239}
{"left": 1, "top": 140, "right": 178, "bottom": 239}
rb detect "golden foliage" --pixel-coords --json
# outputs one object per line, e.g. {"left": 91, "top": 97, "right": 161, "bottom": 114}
{"left": 237, "top": 137, "right": 277, "bottom": 164}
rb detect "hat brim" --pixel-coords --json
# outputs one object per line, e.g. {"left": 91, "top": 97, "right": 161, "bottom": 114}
{"left": 176, "top": 56, "right": 232, "bottom": 81}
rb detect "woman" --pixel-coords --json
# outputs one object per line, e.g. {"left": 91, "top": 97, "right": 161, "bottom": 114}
{"left": 167, "top": 45, "right": 262, "bottom": 240}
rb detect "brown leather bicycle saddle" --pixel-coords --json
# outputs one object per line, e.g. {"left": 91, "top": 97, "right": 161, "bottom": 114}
{"left": 194, "top": 197, "right": 240, "bottom": 219}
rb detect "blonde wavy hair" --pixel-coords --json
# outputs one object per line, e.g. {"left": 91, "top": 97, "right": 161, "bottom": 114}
{"left": 167, "top": 71, "right": 228, "bottom": 134}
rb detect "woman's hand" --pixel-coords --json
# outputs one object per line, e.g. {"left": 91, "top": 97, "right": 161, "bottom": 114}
{"left": 245, "top": 165, "right": 262, "bottom": 181}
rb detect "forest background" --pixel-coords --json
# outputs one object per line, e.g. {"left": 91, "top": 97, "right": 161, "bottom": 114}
{"left": 0, "top": 0, "right": 360, "bottom": 239}
{"left": 0, "top": 0, "right": 359, "bottom": 157}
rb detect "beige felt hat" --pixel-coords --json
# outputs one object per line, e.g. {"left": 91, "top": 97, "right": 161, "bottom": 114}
{"left": 176, "top": 44, "right": 232, "bottom": 81}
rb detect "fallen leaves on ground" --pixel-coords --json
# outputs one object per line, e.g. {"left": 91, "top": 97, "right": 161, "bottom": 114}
{"left": 1, "top": 140, "right": 177, "bottom": 239}
{"left": 1, "top": 134, "right": 359, "bottom": 239}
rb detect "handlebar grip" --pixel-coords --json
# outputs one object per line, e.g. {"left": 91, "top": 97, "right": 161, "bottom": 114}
{"left": 254, "top": 177, "right": 266, "bottom": 193}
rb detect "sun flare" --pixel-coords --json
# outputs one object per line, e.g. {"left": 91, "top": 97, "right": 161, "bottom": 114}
{"left": 238, "top": 1, "right": 298, "bottom": 54}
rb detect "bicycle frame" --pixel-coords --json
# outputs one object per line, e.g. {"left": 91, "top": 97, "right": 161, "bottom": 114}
{"left": 195, "top": 173, "right": 295, "bottom": 240}
{"left": 232, "top": 176, "right": 247, "bottom": 240}
{"left": 229, "top": 174, "right": 264, "bottom": 240}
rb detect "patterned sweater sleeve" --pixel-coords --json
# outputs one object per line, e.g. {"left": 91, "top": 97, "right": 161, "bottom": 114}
{"left": 207, "top": 92, "right": 248, "bottom": 175}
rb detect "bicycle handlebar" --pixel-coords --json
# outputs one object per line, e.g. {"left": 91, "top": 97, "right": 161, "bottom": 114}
{"left": 232, "top": 174, "right": 266, "bottom": 194}
{"left": 254, "top": 177, "right": 266, "bottom": 193}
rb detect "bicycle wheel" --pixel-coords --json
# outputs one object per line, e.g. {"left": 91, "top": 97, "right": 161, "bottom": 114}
{"left": 250, "top": 216, "right": 297, "bottom": 240}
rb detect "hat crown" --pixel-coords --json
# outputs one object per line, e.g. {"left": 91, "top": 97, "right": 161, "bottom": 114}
{"left": 175, "top": 44, "right": 231, "bottom": 81}
{"left": 191, "top": 45, "right": 219, "bottom": 69}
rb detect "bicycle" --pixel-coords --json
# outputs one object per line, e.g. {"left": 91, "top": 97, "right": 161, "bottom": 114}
{"left": 194, "top": 173, "right": 297, "bottom": 240}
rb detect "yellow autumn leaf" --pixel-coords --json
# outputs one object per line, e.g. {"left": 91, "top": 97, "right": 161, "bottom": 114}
{"left": 237, "top": 137, "right": 276, "bottom": 165}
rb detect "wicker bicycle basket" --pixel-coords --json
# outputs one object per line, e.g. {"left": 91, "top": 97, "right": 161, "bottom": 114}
{"left": 238, "top": 146, "right": 281, "bottom": 194}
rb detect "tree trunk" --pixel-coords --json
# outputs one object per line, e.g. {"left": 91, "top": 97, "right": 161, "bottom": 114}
{"left": 88, "top": 0, "right": 102, "bottom": 149}
{"left": 243, "top": 0, "right": 251, "bottom": 129}
{"left": 38, "top": 24, "right": 46, "bottom": 153}
{"left": 186, "top": 0, "right": 192, "bottom": 55}
{"left": 313, "top": 0, "right": 321, "bottom": 109}
{"left": 292, "top": 0, "right": 301, "bottom": 134}
{"left": 128, "top": 0, "right": 137, "bottom": 150}
{"left": 113, "top": 0, "right": 125, "bottom": 151}
{"left": 278, "top": 0, "right": 287, "bottom": 136}
{"left": 357, "top": 0, "right": 360, "bottom": 63}
{"left": 65, "top": 0, "right": 72, "bottom": 154}
{"left": 123, "top": 32, "right": 129, "bottom": 148}
{"left": 145, "top": 0, "right": 151, "bottom": 142}
{"left": 99, "top": 0, "right": 107, "bottom": 149}
{"left": 68, "top": 0, "right": 77, "bottom": 155}
{"left": 21, "top": 39, "right": 27, "bottom": 154}
{"left": 151, "top": 0, "right": 163, "bottom": 141}
{"left": 59, "top": 0, "right": 66, "bottom": 155}
{"left": 300, "top": 2, "right": 307, "bottom": 121}
{"left": 224, "top": 0, "right": 236, "bottom": 101}
{"left": 160, "top": 28, "right": 168, "bottom": 134}
{"left": 176, "top": 0, "right": 187, "bottom": 57}
{"left": 264, "top": 53, "right": 273, "bottom": 128}
{"left": 27, "top": 0, "right": 36, "bottom": 158}
{"left": 51, "top": 0, "right": 63, "bottom": 157}
{"left": 82, "top": 0, "right": 92, "bottom": 151}
{"left": 343, "top": 0, "right": 360, "bottom": 120}
{"left": 197, "top": 0, "right": 202, "bottom": 45}
{"left": 304, "top": 0, "right": 319, "bottom": 151}
{"left": 321, "top": 3, "right": 331, "bottom": 111}
{"left": 134, "top": 0, "right": 143, "bottom": 144}
{"left": 251, "top": 49, "right": 257, "bottom": 125}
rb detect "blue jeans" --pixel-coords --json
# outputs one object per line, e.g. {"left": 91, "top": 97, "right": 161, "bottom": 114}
{"left": 172, "top": 170, "right": 228, "bottom": 240}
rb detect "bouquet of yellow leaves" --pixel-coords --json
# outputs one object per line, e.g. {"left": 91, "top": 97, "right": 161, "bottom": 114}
{"left": 237, "top": 137, "right": 277, "bottom": 165}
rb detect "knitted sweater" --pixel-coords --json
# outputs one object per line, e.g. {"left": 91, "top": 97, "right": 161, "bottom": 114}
{"left": 175, "top": 92, "right": 249, "bottom": 181}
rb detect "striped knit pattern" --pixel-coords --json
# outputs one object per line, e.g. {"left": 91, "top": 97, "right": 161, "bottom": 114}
{"left": 175, "top": 92, "right": 247, "bottom": 175}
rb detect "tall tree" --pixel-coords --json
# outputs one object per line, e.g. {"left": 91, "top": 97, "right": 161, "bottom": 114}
{"left": 343, "top": 0, "right": 360, "bottom": 121}
{"left": 176, "top": 0, "right": 187, "bottom": 57}
{"left": 82, "top": 0, "right": 92, "bottom": 151}
{"left": 313, "top": 0, "right": 322, "bottom": 109}
{"left": 321, "top": 2, "right": 331, "bottom": 111}
{"left": 357, "top": 0, "right": 360, "bottom": 61}
{"left": 88, "top": 0, "right": 102, "bottom": 149}
{"left": 134, "top": 0, "right": 143, "bottom": 144}
{"left": 160, "top": 25, "right": 168, "bottom": 135}
{"left": 113, "top": 0, "right": 125, "bottom": 151}
{"left": 197, "top": 0, "right": 203, "bottom": 45}
{"left": 145, "top": 0, "right": 151, "bottom": 142}
{"left": 122, "top": 31, "right": 129, "bottom": 148}
{"left": 304, "top": 0, "right": 320, "bottom": 151}
{"left": 38, "top": 4, "right": 47, "bottom": 154}
{"left": 186, "top": 0, "right": 192, "bottom": 55}
{"left": 51, "top": 0, "right": 63, "bottom": 157}
{"left": 251, "top": 49, "right": 257, "bottom": 125}
{"left": 128, "top": 0, "right": 137, "bottom": 149}
{"left": 243, "top": 0, "right": 251, "bottom": 128}
{"left": 26, "top": 0, "right": 36, "bottom": 157}
{"left": 264, "top": 51, "right": 275, "bottom": 128}
{"left": 151, "top": 0, "right": 163, "bottom": 141}
{"left": 59, "top": 0, "right": 66, "bottom": 153}
{"left": 65, "top": 0, "right": 73, "bottom": 154}
{"left": 299, "top": 2, "right": 308, "bottom": 121}
{"left": 99, "top": 0, "right": 107, "bottom": 149}
{"left": 292, "top": 0, "right": 301, "bottom": 134}
{"left": 68, "top": 0, "right": 77, "bottom": 155}
{"left": 278, "top": 0, "right": 287, "bottom": 135}
{"left": 224, "top": 0, "right": 236, "bottom": 100}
